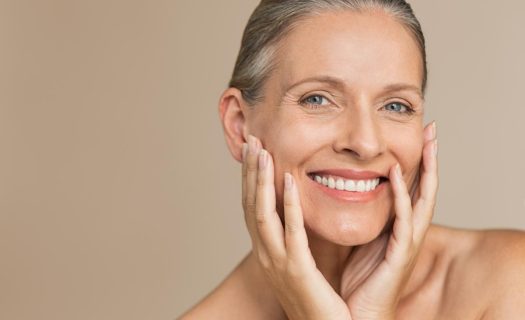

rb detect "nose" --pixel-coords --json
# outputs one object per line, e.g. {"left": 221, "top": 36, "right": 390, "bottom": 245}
{"left": 333, "top": 107, "right": 386, "bottom": 161}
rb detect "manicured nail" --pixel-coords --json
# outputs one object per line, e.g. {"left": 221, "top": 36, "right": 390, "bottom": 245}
{"left": 242, "top": 143, "right": 248, "bottom": 161}
{"left": 432, "top": 121, "right": 437, "bottom": 139}
{"left": 433, "top": 139, "right": 438, "bottom": 156}
{"left": 284, "top": 172, "right": 293, "bottom": 189}
{"left": 258, "top": 149, "right": 267, "bottom": 169}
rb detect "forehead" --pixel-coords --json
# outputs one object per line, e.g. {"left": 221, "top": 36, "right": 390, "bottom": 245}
{"left": 272, "top": 9, "right": 423, "bottom": 94}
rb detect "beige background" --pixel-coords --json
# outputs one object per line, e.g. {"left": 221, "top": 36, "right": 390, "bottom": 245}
{"left": 1, "top": 0, "right": 524, "bottom": 319}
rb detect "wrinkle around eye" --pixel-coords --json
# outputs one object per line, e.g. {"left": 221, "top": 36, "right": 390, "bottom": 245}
{"left": 280, "top": 91, "right": 300, "bottom": 105}
{"left": 380, "top": 108, "right": 423, "bottom": 124}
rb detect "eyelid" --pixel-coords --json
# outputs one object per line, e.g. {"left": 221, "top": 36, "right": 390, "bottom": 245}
{"left": 384, "top": 97, "right": 412, "bottom": 106}
{"left": 383, "top": 100, "right": 416, "bottom": 115}
{"left": 299, "top": 92, "right": 337, "bottom": 107}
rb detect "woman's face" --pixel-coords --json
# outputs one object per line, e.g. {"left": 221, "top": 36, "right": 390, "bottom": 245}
{"left": 246, "top": 10, "right": 425, "bottom": 246}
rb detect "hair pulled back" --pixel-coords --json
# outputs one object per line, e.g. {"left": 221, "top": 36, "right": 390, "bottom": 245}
{"left": 229, "top": 0, "right": 427, "bottom": 105}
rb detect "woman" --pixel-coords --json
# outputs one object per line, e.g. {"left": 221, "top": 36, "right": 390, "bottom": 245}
{"left": 181, "top": 0, "right": 525, "bottom": 319}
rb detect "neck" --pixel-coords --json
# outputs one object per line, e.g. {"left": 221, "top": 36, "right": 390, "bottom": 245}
{"left": 239, "top": 242, "right": 353, "bottom": 320}
{"left": 308, "top": 234, "right": 354, "bottom": 294}
{"left": 240, "top": 226, "right": 444, "bottom": 318}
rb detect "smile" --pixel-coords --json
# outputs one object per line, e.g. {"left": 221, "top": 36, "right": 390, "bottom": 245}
{"left": 310, "top": 175, "right": 383, "bottom": 192}
{"left": 306, "top": 170, "right": 389, "bottom": 202}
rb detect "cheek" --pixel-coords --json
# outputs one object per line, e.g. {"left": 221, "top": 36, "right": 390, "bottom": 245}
{"left": 264, "top": 123, "right": 317, "bottom": 183}
{"left": 258, "top": 116, "right": 331, "bottom": 169}
{"left": 256, "top": 118, "right": 334, "bottom": 210}
{"left": 392, "top": 131, "right": 424, "bottom": 187}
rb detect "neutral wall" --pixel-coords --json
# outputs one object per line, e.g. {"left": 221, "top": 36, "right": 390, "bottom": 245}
{"left": 1, "top": 0, "right": 524, "bottom": 319}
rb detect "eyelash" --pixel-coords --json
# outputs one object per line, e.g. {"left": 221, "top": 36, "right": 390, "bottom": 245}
{"left": 383, "top": 102, "right": 416, "bottom": 115}
{"left": 299, "top": 94, "right": 415, "bottom": 115}
{"left": 299, "top": 94, "right": 330, "bottom": 109}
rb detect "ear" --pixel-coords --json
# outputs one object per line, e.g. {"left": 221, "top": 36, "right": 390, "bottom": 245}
{"left": 218, "top": 87, "right": 249, "bottom": 163}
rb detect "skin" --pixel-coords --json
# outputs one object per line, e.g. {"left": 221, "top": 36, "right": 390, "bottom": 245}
{"left": 180, "top": 9, "right": 525, "bottom": 320}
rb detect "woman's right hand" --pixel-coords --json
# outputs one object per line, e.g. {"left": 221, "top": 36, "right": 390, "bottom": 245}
{"left": 242, "top": 135, "right": 351, "bottom": 320}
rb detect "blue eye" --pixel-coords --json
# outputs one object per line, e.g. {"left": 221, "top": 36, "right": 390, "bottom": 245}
{"left": 384, "top": 102, "right": 414, "bottom": 114}
{"left": 300, "top": 94, "right": 329, "bottom": 108}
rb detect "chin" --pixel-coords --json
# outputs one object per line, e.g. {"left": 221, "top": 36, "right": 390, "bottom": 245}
{"left": 307, "top": 216, "right": 386, "bottom": 247}
{"left": 303, "top": 207, "right": 393, "bottom": 247}
{"left": 290, "top": 171, "right": 395, "bottom": 247}
{"left": 274, "top": 173, "right": 395, "bottom": 247}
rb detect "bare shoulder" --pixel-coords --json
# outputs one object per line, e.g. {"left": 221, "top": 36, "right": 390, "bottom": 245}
{"left": 468, "top": 228, "right": 525, "bottom": 291}
{"left": 177, "top": 258, "right": 249, "bottom": 320}
{"left": 177, "top": 253, "right": 285, "bottom": 320}
{"left": 471, "top": 228, "right": 525, "bottom": 319}
{"left": 433, "top": 225, "right": 525, "bottom": 319}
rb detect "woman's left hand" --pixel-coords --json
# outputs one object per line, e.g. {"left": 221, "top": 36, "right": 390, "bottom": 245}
{"left": 341, "top": 122, "right": 439, "bottom": 319}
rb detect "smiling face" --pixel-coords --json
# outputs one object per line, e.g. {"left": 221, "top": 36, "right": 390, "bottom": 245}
{"left": 244, "top": 9, "right": 425, "bottom": 246}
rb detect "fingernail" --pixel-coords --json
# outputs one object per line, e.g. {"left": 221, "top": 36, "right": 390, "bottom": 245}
{"left": 258, "top": 149, "right": 267, "bottom": 169}
{"left": 432, "top": 121, "right": 437, "bottom": 139}
{"left": 433, "top": 139, "right": 438, "bottom": 156}
{"left": 242, "top": 143, "right": 248, "bottom": 161}
{"left": 395, "top": 163, "right": 402, "bottom": 181}
{"left": 284, "top": 172, "right": 293, "bottom": 189}
{"left": 424, "top": 121, "right": 435, "bottom": 141}
{"left": 248, "top": 135, "right": 259, "bottom": 154}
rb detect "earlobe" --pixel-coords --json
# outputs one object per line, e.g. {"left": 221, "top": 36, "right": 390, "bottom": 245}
{"left": 218, "top": 87, "right": 248, "bottom": 162}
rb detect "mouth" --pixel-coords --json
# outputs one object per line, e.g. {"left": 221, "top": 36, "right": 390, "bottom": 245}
{"left": 307, "top": 173, "right": 389, "bottom": 192}
{"left": 305, "top": 170, "right": 390, "bottom": 203}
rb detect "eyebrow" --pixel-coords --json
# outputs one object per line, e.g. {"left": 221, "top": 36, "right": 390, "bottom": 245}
{"left": 382, "top": 83, "right": 424, "bottom": 100}
{"left": 283, "top": 76, "right": 424, "bottom": 100}
{"left": 283, "top": 75, "right": 346, "bottom": 92}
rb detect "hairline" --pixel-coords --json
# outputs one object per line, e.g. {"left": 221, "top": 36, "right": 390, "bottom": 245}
{"left": 246, "top": 7, "right": 426, "bottom": 106}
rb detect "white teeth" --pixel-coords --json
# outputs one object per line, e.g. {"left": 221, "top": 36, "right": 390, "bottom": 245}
{"left": 356, "top": 180, "right": 366, "bottom": 192}
{"left": 344, "top": 179, "right": 356, "bottom": 191}
{"left": 335, "top": 178, "right": 345, "bottom": 190}
{"left": 313, "top": 174, "right": 381, "bottom": 193}
{"left": 328, "top": 177, "right": 335, "bottom": 189}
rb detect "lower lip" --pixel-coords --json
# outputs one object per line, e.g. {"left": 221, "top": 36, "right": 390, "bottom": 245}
{"left": 307, "top": 176, "right": 388, "bottom": 202}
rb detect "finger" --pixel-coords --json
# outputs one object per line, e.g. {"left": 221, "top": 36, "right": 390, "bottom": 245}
{"left": 411, "top": 121, "right": 436, "bottom": 204}
{"left": 409, "top": 167, "right": 421, "bottom": 206}
{"left": 388, "top": 163, "right": 414, "bottom": 261}
{"left": 243, "top": 135, "right": 262, "bottom": 243}
{"left": 241, "top": 142, "right": 248, "bottom": 209}
{"left": 423, "top": 121, "right": 436, "bottom": 143}
{"left": 283, "top": 173, "right": 313, "bottom": 265}
{"left": 412, "top": 137, "right": 438, "bottom": 242}
{"left": 255, "top": 149, "right": 286, "bottom": 258}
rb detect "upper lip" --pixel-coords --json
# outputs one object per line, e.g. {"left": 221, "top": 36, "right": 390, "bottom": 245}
{"left": 308, "top": 169, "right": 388, "bottom": 180}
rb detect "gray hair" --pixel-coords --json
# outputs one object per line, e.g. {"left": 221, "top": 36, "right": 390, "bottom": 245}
{"left": 229, "top": 0, "right": 427, "bottom": 105}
